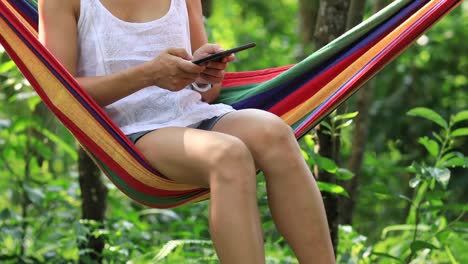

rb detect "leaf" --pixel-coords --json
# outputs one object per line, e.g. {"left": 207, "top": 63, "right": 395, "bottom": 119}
{"left": 439, "top": 151, "right": 459, "bottom": 165}
{"left": 410, "top": 240, "right": 439, "bottom": 252}
{"left": 154, "top": 240, "right": 212, "bottom": 261}
{"left": 335, "top": 168, "right": 355, "bottom": 181}
{"left": 407, "top": 107, "right": 448, "bottom": 129}
{"left": 336, "top": 119, "right": 354, "bottom": 130}
{"left": 371, "top": 252, "right": 402, "bottom": 262}
{"left": 23, "top": 185, "right": 45, "bottom": 206}
{"left": 317, "top": 182, "right": 349, "bottom": 197}
{"left": 426, "top": 204, "right": 468, "bottom": 212}
{"left": 316, "top": 156, "right": 338, "bottom": 173}
{"left": 418, "top": 136, "right": 439, "bottom": 157}
{"left": 451, "top": 128, "right": 468, "bottom": 138}
{"left": 73, "top": 222, "right": 89, "bottom": 243}
{"left": 452, "top": 110, "right": 468, "bottom": 124}
{"left": 320, "top": 121, "right": 332, "bottom": 132}
{"left": 332, "top": 111, "right": 358, "bottom": 122}
{"left": 0, "top": 60, "right": 16, "bottom": 73}
{"left": 443, "top": 156, "right": 466, "bottom": 168}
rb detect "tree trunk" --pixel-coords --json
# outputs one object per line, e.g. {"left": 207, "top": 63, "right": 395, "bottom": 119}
{"left": 312, "top": 0, "right": 351, "bottom": 253}
{"left": 78, "top": 147, "right": 107, "bottom": 263}
{"left": 346, "top": 0, "right": 366, "bottom": 30}
{"left": 201, "top": 0, "right": 213, "bottom": 17}
{"left": 298, "top": 0, "right": 320, "bottom": 58}
{"left": 341, "top": 0, "right": 389, "bottom": 225}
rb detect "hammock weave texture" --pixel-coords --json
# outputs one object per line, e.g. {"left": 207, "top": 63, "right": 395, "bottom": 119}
{"left": 0, "top": 0, "right": 461, "bottom": 208}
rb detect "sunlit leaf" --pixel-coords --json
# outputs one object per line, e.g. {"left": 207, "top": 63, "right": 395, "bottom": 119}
{"left": 317, "top": 181, "right": 349, "bottom": 197}
{"left": 336, "top": 119, "right": 354, "bottom": 130}
{"left": 418, "top": 136, "right": 439, "bottom": 157}
{"left": 0, "top": 60, "right": 16, "bottom": 73}
{"left": 443, "top": 156, "right": 466, "bottom": 168}
{"left": 451, "top": 128, "right": 468, "bottom": 138}
{"left": 452, "top": 110, "right": 468, "bottom": 124}
{"left": 154, "top": 240, "right": 213, "bottom": 261}
{"left": 407, "top": 107, "right": 448, "bottom": 129}
{"left": 316, "top": 156, "right": 338, "bottom": 173}
{"left": 332, "top": 111, "right": 358, "bottom": 122}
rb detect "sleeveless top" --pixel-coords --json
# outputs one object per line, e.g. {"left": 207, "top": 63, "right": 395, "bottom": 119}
{"left": 76, "top": 0, "right": 234, "bottom": 135}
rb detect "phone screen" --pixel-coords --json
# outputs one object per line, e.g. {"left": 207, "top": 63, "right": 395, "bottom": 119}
{"left": 192, "top": 42, "right": 256, "bottom": 65}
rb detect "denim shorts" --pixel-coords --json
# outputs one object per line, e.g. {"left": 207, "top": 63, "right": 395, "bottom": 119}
{"left": 126, "top": 114, "right": 230, "bottom": 144}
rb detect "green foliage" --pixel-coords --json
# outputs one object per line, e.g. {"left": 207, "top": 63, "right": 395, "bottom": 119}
{"left": 337, "top": 108, "right": 468, "bottom": 263}
{"left": 1, "top": 1, "right": 467, "bottom": 263}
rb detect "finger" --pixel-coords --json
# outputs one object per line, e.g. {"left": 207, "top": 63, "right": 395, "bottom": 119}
{"left": 202, "top": 68, "right": 225, "bottom": 79}
{"left": 205, "top": 61, "right": 227, "bottom": 70}
{"left": 223, "top": 53, "right": 236, "bottom": 63}
{"left": 167, "top": 48, "right": 193, "bottom": 60}
{"left": 200, "top": 74, "right": 223, "bottom": 84}
{"left": 178, "top": 59, "right": 205, "bottom": 75}
{"left": 204, "top": 43, "right": 223, "bottom": 54}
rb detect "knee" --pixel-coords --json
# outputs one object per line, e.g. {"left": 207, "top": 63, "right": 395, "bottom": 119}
{"left": 207, "top": 137, "right": 256, "bottom": 186}
{"left": 257, "top": 115, "right": 296, "bottom": 151}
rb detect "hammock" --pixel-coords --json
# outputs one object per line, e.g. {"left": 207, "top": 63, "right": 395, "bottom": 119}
{"left": 0, "top": 0, "right": 461, "bottom": 208}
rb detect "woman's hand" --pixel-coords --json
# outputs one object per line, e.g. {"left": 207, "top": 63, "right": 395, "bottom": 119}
{"left": 148, "top": 48, "right": 206, "bottom": 91}
{"left": 192, "top": 44, "right": 235, "bottom": 85}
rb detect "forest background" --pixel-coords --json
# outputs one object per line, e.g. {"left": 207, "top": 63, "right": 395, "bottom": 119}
{"left": 0, "top": 0, "right": 467, "bottom": 263}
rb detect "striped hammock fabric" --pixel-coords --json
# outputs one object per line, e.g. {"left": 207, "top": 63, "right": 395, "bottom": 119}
{"left": 0, "top": 0, "right": 461, "bottom": 208}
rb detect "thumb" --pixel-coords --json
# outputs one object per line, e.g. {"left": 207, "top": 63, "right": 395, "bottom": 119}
{"left": 167, "top": 48, "right": 193, "bottom": 60}
{"left": 204, "top": 43, "right": 223, "bottom": 54}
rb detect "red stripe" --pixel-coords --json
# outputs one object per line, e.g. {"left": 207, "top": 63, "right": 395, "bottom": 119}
{"left": 0, "top": 7, "right": 208, "bottom": 197}
{"left": 222, "top": 65, "right": 293, "bottom": 88}
{"left": 1, "top": 0, "right": 162, "bottom": 173}
{"left": 268, "top": 25, "right": 393, "bottom": 117}
{"left": 0, "top": 34, "right": 206, "bottom": 197}
{"left": 295, "top": 0, "right": 459, "bottom": 137}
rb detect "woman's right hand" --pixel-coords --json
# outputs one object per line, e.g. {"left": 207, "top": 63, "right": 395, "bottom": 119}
{"left": 148, "top": 48, "right": 206, "bottom": 92}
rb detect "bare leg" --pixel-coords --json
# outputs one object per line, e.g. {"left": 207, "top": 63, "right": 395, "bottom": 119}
{"left": 135, "top": 128, "right": 264, "bottom": 263}
{"left": 212, "top": 110, "right": 335, "bottom": 263}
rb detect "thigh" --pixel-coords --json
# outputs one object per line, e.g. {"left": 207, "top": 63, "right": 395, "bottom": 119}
{"left": 211, "top": 109, "right": 295, "bottom": 160}
{"left": 134, "top": 126, "right": 241, "bottom": 187}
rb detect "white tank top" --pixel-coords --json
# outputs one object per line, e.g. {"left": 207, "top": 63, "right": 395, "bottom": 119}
{"left": 76, "top": 0, "right": 234, "bottom": 135}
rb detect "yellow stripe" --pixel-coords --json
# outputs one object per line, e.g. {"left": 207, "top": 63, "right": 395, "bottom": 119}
{"left": 281, "top": 0, "right": 438, "bottom": 125}
{"left": 3, "top": 1, "right": 38, "bottom": 37}
{"left": 0, "top": 18, "right": 201, "bottom": 192}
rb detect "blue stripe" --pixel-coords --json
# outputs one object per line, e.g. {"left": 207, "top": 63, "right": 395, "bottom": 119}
{"left": 0, "top": 11, "right": 161, "bottom": 175}
{"left": 295, "top": 0, "right": 452, "bottom": 137}
{"left": 10, "top": 0, "right": 38, "bottom": 24}
{"left": 231, "top": 0, "right": 427, "bottom": 111}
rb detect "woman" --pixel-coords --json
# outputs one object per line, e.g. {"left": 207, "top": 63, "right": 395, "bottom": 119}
{"left": 38, "top": 0, "right": 335, "bottom": 263}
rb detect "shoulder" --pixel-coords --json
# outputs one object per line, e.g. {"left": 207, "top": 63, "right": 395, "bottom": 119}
{"left": 38, "top": 0, "right": 80, "bottom": 21}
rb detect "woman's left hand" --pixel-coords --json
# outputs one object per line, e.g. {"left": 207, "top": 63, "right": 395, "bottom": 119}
{"left": 192, "top": 44, "right": 235, "bottom": 85}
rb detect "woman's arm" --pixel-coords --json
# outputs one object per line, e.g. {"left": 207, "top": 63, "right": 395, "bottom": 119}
{"left": 186, "top": 0, "right": 233, "bottom": 103}
{"left": 38, "top": 0, "right": 204, "bottom": 107}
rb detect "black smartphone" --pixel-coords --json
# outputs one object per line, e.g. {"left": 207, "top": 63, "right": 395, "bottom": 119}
{"left": 192, "top": 42, "right": 256, "bottom": 65}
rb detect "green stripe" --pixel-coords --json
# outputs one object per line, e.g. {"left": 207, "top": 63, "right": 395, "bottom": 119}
{"left": 217, "top": 0, "right": 412, "bottom": 104}
{"left": 26, "top": 0, "right": 38, "bottom": 9}
{"left": 217, "top": 84, "right": 259, "bottom": 105}
{"left": 92, "top": 154, "right": 209, "bottom": 206}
